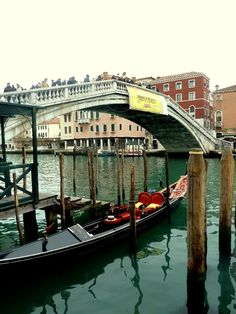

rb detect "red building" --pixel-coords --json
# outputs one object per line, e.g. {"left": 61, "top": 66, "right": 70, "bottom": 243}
{"left": 150, "top": 72, "right": 213, "bottom": 130}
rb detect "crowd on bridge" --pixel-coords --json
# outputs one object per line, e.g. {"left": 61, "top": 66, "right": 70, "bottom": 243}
{"left": 1, "top": 71, "right": 155, "bottom": 104}
{"left": 2, "top": 74, "right": 90, "bottom": 94}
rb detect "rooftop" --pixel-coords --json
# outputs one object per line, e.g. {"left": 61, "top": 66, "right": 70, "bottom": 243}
{"left": 213, "top": 85, "right": 236, "bottom": 93}
{"left": 153, "top": 71, "right": 209, "bottom": 84}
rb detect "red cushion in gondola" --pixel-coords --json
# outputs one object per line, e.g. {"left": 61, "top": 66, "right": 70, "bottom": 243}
{"left": 150, "top": 192, "right": 165, "bottom": 205}
{"left": 138, "top": 192, "right": 151, "bottom": 205}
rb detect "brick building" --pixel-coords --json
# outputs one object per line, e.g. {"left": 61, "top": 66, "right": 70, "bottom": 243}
{"left": 150, "top": 72, "right": 213, "bottom": 130}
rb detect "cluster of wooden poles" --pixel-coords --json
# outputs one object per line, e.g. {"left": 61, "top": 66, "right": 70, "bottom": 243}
{"left": 58, "top": 147, "right": 152, "bottom": 229}
{"left": 187, "top": 147, "right": 235, "bottom": 312}
{"left": 58, "top": 147, "right": 172, "bottom": 249}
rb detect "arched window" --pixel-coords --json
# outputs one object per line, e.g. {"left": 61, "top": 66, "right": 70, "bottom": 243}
{"left": 189, "top": 105, "right": 195, "bottom": 118}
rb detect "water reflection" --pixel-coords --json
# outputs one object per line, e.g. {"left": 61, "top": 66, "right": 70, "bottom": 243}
{"left": 218, "top": 255, "right": 235, "bottom": 313}
{"left": 2, "top": 221, "right": 177, "bottom": 314}
{"left": 1, "top": 156, "right": 231, "bottom": 313}
{"left": 162, "top": 228, "right": 171, "bottom": 280}
{"left": 129, "top": 253, "right": 143, "bottom": 314}
{"left": 88, "top": 277, "right": 98, "bottom": 299}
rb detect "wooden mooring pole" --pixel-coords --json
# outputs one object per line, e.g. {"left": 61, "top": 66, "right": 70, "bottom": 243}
{"left": 13, "top": 172, "right": 24, "bottom": 245}
{"left": 164, "top": 151, "right": 170, "bottom": 217}
{"left": 95, "top": 147, "right": 98, "bottom": 195}
{"left": 116, "top": 146, "right": 121, "bottom": 206}
{"left": 129, "top": 163, "right": 137, "bottom": 251}
{"left": 186, "top": 148, "right": 208, "bottom": 312}
{"left": 59, "top": 153, "right": 66, "bottom": 229}
{"left": 22, "top": 146, "right": 27, "bottom": 190}
{"left": 121, "top": 149, "right": 125, "bottom": 204}
{"left": 90, "top": 150, "right": 96, "bottom": 211}
{"left": 219, "top": 147, "right": 234, "bottom": 256}
{"left": 143, "top": 149, "right": 148, "bottom": 192}
{"left": 88, "top": 150, "right": 96, "bottom": 213}
{"left": 87, "top": 150, "right": 92, "bottom": 199}
{"left": 73, "top": 147, "right": 76, "bottom": 194}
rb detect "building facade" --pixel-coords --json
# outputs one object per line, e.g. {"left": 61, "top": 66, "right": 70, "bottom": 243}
{"left": 60, "top": 110, "right": 148, "bottom": 151}
{"left": 150, "top": 72, "right": 213, "bottom": 130}
{"left": 12, "top": 117, "right": 60, "bottom": 150}
{"left": 212, "top": 85, "right": 236, "bottom": 144}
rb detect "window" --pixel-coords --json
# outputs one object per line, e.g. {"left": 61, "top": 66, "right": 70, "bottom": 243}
{"left": 129, "top": 125, "right": 132, "bottom": 131}
{"left": 205, "top": 108, "right": 209, "bottom": 117}
{"left": 175, "top": 82, "right": 182, "bottom": 90}
{"left": 137, "top": 126, "right": 139, "bottom": 131}
{"left": 69, "top": 126, "right": 72, "bottom": 133}
{"left": 80, "top": 126, "right": 83, "bottom": 132}
{"left": 90, "top": 111, "right": 94, "bottom": 120}
{"left": 188, "top": 79, "right": 195, "bottom": 88}
{"left": 163, "top": 83, "right": 169, "bottom": 91}
{"left": 103, "top": 124, "right": 107, "bottom": 132}
{"left": 68, "top": 114, "right": 71, "bottom": 122}
{"left": 76, "top": 127, "right": 79, "bottom": 132}
{"left": 64, "top": 115, "right": 67, "bottom": 123}
{"left": 111, "top": 124, "right": 115, "bottom": 132}
{"left": 189, "top": 105, "right": 195, "bottom": 118}
{"left": 64, "top": 126, "right": 67, "bottom": 134}
{"left": 215, "top": 110, "right": 222, "bottom": 127}
{"left": 96, "top": 125, "right": 99, "bottom": 132}
{"left": 95, "top": 112, "right": 99, "bottom": 119}
{"left": 188, "top": 92, "right": 195, "bottom": 100}
{"left": 75, "top": 111, "right": 78, "bottom": 121}
{"left": 119, "top": 124, "right": 122, "bottom": 130}
{"left": 176, "top": 93, "right": 182, "bottom": 102}
{"left": 90, "top": 125, "right": 93, "bottom": 132}
{"left": 203, "top": 79, "right": 207, "bottom": 87}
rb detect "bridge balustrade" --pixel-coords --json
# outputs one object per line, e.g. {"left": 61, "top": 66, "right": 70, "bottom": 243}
{"left": 0, "top": 80, "right": 127, "bottom": 105}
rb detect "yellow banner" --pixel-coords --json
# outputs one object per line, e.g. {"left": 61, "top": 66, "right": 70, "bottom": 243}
{"left": 127, "top": 86, "right": 168, "bottom": 115}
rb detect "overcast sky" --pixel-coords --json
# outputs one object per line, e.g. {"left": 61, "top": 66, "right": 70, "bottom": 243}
{"left": 0, "top": 0, "right": 235, "bottom": 92}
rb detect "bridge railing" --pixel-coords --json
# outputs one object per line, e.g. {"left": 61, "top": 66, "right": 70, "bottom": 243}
{"left": 0, "top": 80, "right": 128, "bottom": 105}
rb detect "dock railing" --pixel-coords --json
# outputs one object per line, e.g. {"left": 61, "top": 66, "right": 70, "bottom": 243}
{"left": 0, "top": 162, "right": 36, "bottom": 211}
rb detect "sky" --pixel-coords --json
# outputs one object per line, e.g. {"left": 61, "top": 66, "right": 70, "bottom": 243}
{"left": 0, "top": 0, "right": 235, "bottom": 92}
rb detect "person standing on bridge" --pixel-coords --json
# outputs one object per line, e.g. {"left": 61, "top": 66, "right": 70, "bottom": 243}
{"left": 3, "top": 83, "right": 12, "bottom": 102}
{"left": 83, "top": 74, "right": 90, "bottom": 82}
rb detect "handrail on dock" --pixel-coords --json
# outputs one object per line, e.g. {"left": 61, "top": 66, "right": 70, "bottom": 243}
{"left": 0, "top": 162, "right": 35, "bottom": 210}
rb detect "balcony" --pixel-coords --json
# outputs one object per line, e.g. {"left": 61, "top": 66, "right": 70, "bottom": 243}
{"left": 77, "top": 118, "right": 90, "bottom": 124}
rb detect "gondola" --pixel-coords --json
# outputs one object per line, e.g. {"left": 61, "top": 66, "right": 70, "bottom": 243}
{"left": 0, "top": 175, "right": 187, "bottom": 276}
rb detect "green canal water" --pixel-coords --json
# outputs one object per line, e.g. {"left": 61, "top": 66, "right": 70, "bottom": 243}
{"left": 1, "top": 154, "right": 236, "bottom": 313}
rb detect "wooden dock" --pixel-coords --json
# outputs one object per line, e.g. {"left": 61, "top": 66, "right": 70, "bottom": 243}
{"left": 0, "top": 193, "right": 110, "bottom": 220}
{"left": 0, "top": 193, "right": 57, "bottom": 220}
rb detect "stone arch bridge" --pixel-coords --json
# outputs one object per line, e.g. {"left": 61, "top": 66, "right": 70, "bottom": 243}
{"left": 0, "top": 80, "right": 219, "bottom": 154}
